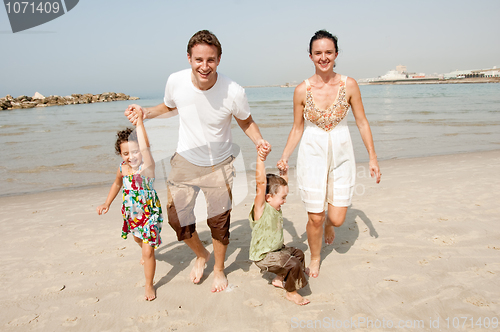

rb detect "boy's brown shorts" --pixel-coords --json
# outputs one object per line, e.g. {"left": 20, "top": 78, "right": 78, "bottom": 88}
{"left": 166, "top": 153, "right": 234, "bottom": 245}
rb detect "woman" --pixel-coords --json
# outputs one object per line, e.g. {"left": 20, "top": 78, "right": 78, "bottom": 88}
{"left": 278, "top": 30, "right": 381, "bottom": 278}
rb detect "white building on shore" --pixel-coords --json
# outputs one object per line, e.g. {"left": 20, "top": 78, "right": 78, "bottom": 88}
{"left": 444, "top": 66, "right": 500, "bottom": 79}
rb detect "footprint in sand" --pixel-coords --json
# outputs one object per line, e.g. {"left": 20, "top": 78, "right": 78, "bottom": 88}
{"left": 431, "top": 235, "right": 456, "bottom": 246}
{"left": 244, "top": 298, "right": 262, "bottom": 307}
{"left": 61, "top": 317, "right": 79, "bottom": 327}
{"left": 464, "top": 296, "right": 490, "bottom": 307}
{"left": 78, "top": 297, "right": 99, "bottom": 306}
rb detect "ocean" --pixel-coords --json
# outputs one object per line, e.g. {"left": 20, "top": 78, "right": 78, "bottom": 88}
{"left": 1, "top": 83, "right": 499, "bottom": 196}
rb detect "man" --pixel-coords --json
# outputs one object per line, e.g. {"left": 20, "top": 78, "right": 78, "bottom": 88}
{"left": 125, "top": 30, "right": 270, "bottom": 292}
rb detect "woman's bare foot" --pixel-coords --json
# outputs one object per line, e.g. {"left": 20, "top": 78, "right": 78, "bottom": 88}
{"left": 211, "top": 269, "right": 228, "bottom": 292}
{"left": 324, "top": 222, "right": 335, "bottom": 245}
{"left": 306, "top": 259, "right": 321, "bottom": 278}
{"left": 190, "top": 250, "right": 210, "bottom": 284}
{"left": 272, "top": 275, "right": 285, "bottom": 289}
{"left": 145, "top": 284, "right": 156, "bottom": 301}
{"left": 286, "top": 291, "right": 310, "bottom": 305}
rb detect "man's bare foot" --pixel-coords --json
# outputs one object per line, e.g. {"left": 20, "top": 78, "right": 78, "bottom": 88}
{"left": 272, "top": 275, "right": 285, "bottom": 289}
{"left": 325, "top": 222, "right": 335, "bottom": 245}
{"left": 306, "top": 259, "right": 320, "bottom": 278}
{"left": 190, "top": 250, "right": 210, "bottom": 284}
{"left": 286, "top": 291, "right": 310, "bottom": 305}
{"left": 211, "top": 269, "right": 228, "bottom": 292}
{"left": 145, "top": 284, "right": 156, "bottom": 301}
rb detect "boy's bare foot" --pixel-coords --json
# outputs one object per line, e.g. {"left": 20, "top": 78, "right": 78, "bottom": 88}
{"left": 190, "top": 250, "right": 210, "bottom": 284}
{"left": 286, "top": 291, "right": 310, "bottom": 305}
{"left": 272, "top": 275, "right": 285, "bottom": 289}
{"left": 145, "top": 284, "right": 156, "bottom": 301}
{"left": 306, "top": 259, "right": 321, "bottom": 278}
{"left": 140, "top": 258, "right": 145, "bottom": 265}
{"left": 324, "top": 222, "right": 335, "bottom": 245}
{"left": 211, "top": 269, "right": 228, "bottom": 292}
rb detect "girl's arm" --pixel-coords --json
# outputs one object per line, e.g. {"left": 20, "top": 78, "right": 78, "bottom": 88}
{"left": 252, "top": 154, "right": 267, "bottom": 221}
{"left": 347, "top": 77, "right": 381, "bottom": 184}
{"left": 134, "top": 108, "right": 155, "bottom": 178}
{"left": 278, "top": 83, "right": 306, "bottom": 172}
{"left": 97, "top": 167, "right": 123, "bottom": 215}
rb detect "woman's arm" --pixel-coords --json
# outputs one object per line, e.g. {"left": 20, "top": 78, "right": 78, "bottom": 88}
{"left": 97, "top": 168, "right": 123, "bottom": 215}
{"left": 347, "top": 77, "right": 381, "bottom": 183}
{"left": 278, "top": 83, "right": 306, "bottom": 171}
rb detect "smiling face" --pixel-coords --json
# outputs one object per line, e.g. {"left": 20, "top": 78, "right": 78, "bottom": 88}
{"left": 119, "top": 140, "right": 142, "bottom": 170}
{"left": 187, "top": 43, "right": 221, "bottom": 90}
{"left": 266, "top": 185, "right": 289, "bottom": 211}
{"left": 309, "top": 38, "right": 338, "bottom": 73}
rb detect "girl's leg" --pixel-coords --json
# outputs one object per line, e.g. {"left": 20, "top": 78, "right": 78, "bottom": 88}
{"left": 142, "top": 242, "right": 156, "bottom": 301}
{"left": 325, "top": 205, "right": 348, "bottom": 245}
{"left": 306, "top": 211, "right": 325, "bottom": 278}
{"left": 133, "top": 236, "right": 145, "bottom": 264}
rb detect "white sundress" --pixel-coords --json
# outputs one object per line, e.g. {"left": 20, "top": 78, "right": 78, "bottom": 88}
{"left": 297, "top": 75, "right": 356, "bottom": 213}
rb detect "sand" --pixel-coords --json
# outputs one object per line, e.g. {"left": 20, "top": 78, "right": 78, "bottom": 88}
{"left": 1, "top": 150, "right": 499, "bottom": 331}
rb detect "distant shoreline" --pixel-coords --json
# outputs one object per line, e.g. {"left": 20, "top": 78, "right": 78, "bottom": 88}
{"left": 359, "top": 77, "right": 500, "bottom": 85}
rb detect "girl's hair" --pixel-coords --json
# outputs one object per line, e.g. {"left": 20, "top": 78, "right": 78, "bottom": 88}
{"left": 266, "top": 174, "right": 288, "bottom": 196}
{"left": 114, "top": 127, "right": 137, "bottom": 155}
{"left": 309, "top": 29, "right": 339, "bottom": 54}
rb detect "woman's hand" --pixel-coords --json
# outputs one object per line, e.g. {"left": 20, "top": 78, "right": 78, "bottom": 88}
{"left": 369, "top": 159, "right": 381, "bottom": 184}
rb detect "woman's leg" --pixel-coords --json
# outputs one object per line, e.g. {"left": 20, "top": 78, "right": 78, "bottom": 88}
{"left": 306, "top": 211, "right": 325, "bottom": 278}
{"left": 324, "top": 205, "right": 348, "bottom": 245}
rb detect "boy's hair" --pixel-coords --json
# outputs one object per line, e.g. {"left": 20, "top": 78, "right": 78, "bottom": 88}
{"left": 115, "top": 127, "right": 137, "bottom": 155}
{"left": 187, "top": 30, "right": 222, "bottom": 58}
{"left": 266, "top": 174, "right": 288, "bottom": 196}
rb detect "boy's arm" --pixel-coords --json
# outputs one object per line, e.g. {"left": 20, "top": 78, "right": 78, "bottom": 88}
{"left": 97, "top": 168, "right": 123, "bottom": 215}
{"left": 252, "top": 155, "right": 267, "bottom": 221}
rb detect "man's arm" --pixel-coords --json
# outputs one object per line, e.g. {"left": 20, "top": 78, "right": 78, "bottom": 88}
{"left": 125, "top": 103, "right": 177, "bottom": 125}
{"left": 234, "top": 114, "right": 271, "bottom": 159}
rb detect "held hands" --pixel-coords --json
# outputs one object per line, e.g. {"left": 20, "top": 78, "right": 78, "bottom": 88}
{"left": 96, "top": 204, "right": 110, "bottom": 215}
{"left": 125, "top": 104, "right": 146, "bottom": 125}
{"left": 257, "top": 140, "right": 271, "bottom": 161}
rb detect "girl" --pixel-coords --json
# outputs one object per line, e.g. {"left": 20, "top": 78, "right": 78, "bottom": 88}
{"left": 97, "top": 108, "right": 163, "bottom": 301}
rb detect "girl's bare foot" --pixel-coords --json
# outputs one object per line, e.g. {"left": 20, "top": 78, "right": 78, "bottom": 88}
{"left": 286, "top": 291, "right": 310, "bottom": 305}
{"left": 272, "top": 275, "right": 285, "bottom": 289}
{"left": 145, "top": 284, "right": 156, "bottom": 301}
{"left": 324, "top": 222, "right": 335, "bottom": 245}
{"left": 190, "top": 250, "right": 210, "bottom": 284}
{"left": 306, "top": 259, "right": 321, "bottom": 278}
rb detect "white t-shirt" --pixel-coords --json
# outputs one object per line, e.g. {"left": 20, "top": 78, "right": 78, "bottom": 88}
{"left": 164, "top": 69, "right": 251, "bottom": 166}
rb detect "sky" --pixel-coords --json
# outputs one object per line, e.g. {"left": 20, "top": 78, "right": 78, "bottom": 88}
{"left": 1, "top": 0, "right": 499, "bottom": 98}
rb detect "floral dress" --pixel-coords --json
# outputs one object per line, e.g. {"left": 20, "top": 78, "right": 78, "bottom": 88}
{"left": 120, "top": 162, "right": 163, "bottom": 248}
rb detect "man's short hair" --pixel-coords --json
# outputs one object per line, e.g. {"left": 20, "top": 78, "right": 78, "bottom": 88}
{"left": 187, "top": 30, "right": 222, "bottom": 58}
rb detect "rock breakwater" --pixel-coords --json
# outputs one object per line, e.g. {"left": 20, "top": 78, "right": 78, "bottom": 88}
{"left": 0, "top": 92, "right": 139, "bottom": 110}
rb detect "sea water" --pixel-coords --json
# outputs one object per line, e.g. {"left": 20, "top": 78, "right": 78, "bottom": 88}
{"left": 1, "top": 83, "right": 499, "bottom": 196}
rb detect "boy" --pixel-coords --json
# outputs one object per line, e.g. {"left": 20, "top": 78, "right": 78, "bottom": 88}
{"left": 249, "top": 147, "right": 310, "bottom": 305}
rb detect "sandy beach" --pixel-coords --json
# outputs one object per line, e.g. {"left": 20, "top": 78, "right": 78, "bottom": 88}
{"left": 1, "top": 150, "right": 499, "bottom": 331}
